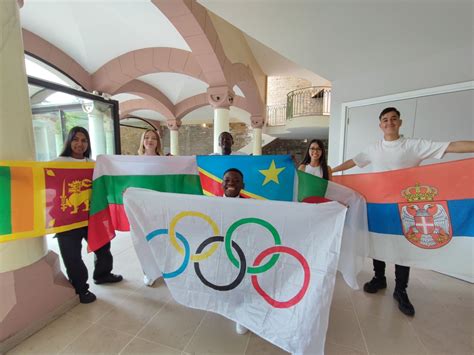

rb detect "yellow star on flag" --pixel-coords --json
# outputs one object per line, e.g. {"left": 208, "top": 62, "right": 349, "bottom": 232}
{"left": 259, "top": 160, "right": 286, "bottom": 186}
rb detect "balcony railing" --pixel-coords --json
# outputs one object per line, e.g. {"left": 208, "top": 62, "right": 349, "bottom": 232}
{"left": 266, "top": 104, "right": 287, "bottom": 126}
{"left": 266, "top": 86, "right": 331, "bottom": 127}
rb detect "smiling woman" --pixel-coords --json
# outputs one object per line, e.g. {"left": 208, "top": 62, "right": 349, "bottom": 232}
{"left": 298, "top": 139, "right": 332, "bottom": 180}
{"left": 138, "top": 129, "right": 163, "bottom": 156}
{"left": 53, "top": 127, "right": 123, "bottom": 304}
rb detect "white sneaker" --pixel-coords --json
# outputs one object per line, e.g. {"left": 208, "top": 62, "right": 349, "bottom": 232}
{"left": 143, "top": 274, "right": 155, "bottom": 287}
{"left": 235, "top": 323, "right": 248, "bottom": 335}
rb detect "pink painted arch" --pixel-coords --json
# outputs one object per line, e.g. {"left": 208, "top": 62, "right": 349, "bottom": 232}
{"left": 92, "top": 47, "right": 205, "bottom": 94}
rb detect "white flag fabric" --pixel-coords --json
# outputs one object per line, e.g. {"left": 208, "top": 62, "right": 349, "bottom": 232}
{"left": 124, "top": 188, "right": 347, "bottom": 354}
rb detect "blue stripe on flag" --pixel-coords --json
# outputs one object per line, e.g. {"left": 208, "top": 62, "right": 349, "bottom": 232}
{"left": 448, "top": 199, "right": 474, "bottom": 237}
{"left": 367, "top": 203, "right": 403, "bottom": 235}
{"left": 367, "top": 199, "right": 474, "bottom": 237}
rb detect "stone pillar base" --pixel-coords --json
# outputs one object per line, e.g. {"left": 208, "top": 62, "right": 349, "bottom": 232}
{"left": 0, "top": 251, "right": 78, "bottom": 353}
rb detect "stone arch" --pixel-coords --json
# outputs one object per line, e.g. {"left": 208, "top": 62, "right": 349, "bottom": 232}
{"left": 119, "top": 99, "right": 167, "bottom": 120}
{"left": 92, "top": 47, "right": 205, "bottom": 94}
{"left": 22, "top": 29, "right": 92, "bottom": 90}
{"left": 115, "top": 80, "right": 175, "bottom": 119}
{"left": 175, "top": 93, "right": 251, "bottom": 120}
{"left": 230, "top": 63, "right": 264, "bottom": 117}
{"left": 153, "top": 0, "right": 230, "bottom": 86}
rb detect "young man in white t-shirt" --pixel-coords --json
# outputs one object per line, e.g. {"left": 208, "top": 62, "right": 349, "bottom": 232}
{"left": 333, "top": 107, "right": 474, "bottom": 316}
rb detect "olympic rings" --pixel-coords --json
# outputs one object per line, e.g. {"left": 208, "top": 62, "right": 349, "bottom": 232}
{"left": 251, "top": 246, "right": 310, "bottom": 308}
{"left": 146, "top": 229, "right": 190, "bottom": 278}
{"left": 225, "top": 218, "right": 281, "bottom": 274}
{"left": 169, "top": 211, "right": 220, "bottom": 261}
{"left": 194, "top": 236, "right": 247, "bottom": 291}
{"left": 146, "top": 213, "right": 311, "bottom": 308}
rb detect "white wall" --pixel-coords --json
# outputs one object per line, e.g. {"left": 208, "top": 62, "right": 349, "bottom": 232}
{"left": 199, "top": 0, "right": 473, "bottom": 163}
{"left": 328, "top": 44, "right": 473, "bottom": 165}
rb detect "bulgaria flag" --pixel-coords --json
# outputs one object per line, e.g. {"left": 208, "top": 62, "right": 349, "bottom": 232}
{"left": 124, "top": 188, "right": 347, "bottom": 354}
{"left": 333, "top": 158, "right": 474, "bottom": 282}
{"left": 87, "top": 155, "right": 203, "bottom": 251}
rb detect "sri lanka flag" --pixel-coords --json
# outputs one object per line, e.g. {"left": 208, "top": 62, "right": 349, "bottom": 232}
{"left": 0, "top": 161, "right": 94, "bottom": 242}
{"left": 333, "top": 158, "right": 474, "bottom": 282}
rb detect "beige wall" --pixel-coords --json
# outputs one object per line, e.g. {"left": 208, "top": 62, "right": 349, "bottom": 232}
{"left": 208, "top": 12, "right": 266, "bottom": 104}
{"left": 120, "top": 123, "right": 251, "bottom": 156}
{"left": 266, "top": 76, "right": 312, "bottom": 106}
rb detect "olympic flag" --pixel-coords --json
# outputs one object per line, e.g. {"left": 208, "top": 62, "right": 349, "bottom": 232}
{"left": 124, "top": 188, "right": 347, "bottom": 354}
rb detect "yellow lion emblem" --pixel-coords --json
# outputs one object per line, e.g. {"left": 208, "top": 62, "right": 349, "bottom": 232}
{"left": 60, "top": 179, "right": 92, "bottom": 214}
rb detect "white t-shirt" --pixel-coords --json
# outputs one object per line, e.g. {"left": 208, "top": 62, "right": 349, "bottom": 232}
{"left": 304, "top": 164, "right": 323, "bottom": 178}
{"left": 54, "top": 156, "right": 95, "bottom": 162}
{"left": 352, "top": 137, "right": 449, "bottom": 172}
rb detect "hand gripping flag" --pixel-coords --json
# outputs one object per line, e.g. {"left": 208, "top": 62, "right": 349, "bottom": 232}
{"left": 124, "top": 188, "right": 347, "bottom": 354}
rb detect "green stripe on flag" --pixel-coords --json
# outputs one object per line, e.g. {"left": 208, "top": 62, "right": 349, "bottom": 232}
{"left": 90, "top": 174, "right": 203, "bottom": 215}
{"left": 297, "top": 170, "right": 328, "bottom": 201}
{"left": 0, "top": 166, "right": 12, "bottom": 235}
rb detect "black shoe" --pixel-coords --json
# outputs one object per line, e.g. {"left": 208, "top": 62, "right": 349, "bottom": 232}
{"left": 363, "top": 277, "right": 387, "bottom": 293}
{"left": 94, "top": 273, "right": 123, "bottom": 285}
{"left": 393, "top": 290, "right": 415, "bottom": 316}
{"left": 79, "top": 291, "right": 96, "bottom": 304}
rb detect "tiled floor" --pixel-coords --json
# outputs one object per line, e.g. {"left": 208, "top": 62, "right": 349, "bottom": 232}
{"left": 8, "top": 232, "right": 473, "bottom": 354}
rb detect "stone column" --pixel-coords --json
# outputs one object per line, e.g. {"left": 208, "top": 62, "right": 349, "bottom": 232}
{"left": 251, "top": 115, "right": 265, "bottom": 156}
{"left": 0, "top": 0, "right": 76, "bottom": 351}
{"left": 166, "top": 118, "right": 181, "bottom": 156}
{"left": 207, "top": 86, "right": 234, "bottom": 153}
{"left": 82, "top": 101, "right": 109, "bottom": 159}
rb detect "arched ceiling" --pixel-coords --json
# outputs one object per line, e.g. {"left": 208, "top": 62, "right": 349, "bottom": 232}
{"left": 112, "top": 93, "right": 143, "bottom": 102}
{"left": 128, "top": 109, "right": 166, "bottom": 121}
{"left": 181, "top": 105, "right": 250, "bottom": 125}
{"left": 138, "top": 72, "right": 209, "bottom": 105}
{"left": 21, "top": 0, "right": 322, "bottom": 128}
{"left": 20, "top": 0, "right": 190, "bottom": 73}
{"left": 20, "top": 0, "right": 259, "bottom": 123}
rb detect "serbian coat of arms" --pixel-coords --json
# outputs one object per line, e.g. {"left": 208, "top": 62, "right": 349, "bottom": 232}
{"left": 398, "top": 183, "right": 452, "bottom": 249}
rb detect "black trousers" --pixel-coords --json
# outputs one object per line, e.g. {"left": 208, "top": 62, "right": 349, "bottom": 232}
{"left": 56, "top": 227, "right": 113, "bottom": 294}
{"left": 373, "top": 259, "right": 410, "bottom": 291}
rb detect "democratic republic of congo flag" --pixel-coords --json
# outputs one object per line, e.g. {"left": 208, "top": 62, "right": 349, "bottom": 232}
{"left": 333, "top": 158, "right": 474, "bottom": 282}
{"left": 0, "top": 161, "right": 94, "bottom": 242}
{"left": 196, "top": 155, "right": 295, "bottom": 200}
{"left": 87, "top": 155, "right": 203, "bottom": 251}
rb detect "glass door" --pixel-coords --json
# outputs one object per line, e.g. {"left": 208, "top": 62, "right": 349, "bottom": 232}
{"left": 28, "top": 77, "right": 120, "bottom": 161}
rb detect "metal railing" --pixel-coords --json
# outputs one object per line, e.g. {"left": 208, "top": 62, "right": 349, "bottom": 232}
{"left": 266, "top": 86, "right": 331, "bottom": 127}
{"left": 266, "top": 104, "right": 287, "bottom": 126}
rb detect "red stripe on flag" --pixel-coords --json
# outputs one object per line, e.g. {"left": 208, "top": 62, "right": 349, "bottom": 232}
{"left": 109, "top": 204, "right": 130, "bottom": 231}
{"left": 302, "top": 196, "right": 331, "bottom": 204}
{"left": 333, "top": 158, "right": 474, "bottom": 203}
{"left": 87, "top": 208, "right": 115, "bottom": 252}
{"left": 199, "top": 171, "right": 223, "bottom": 196}
{"left": 87, "top": 204, "right": 130, "bottom": 252}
